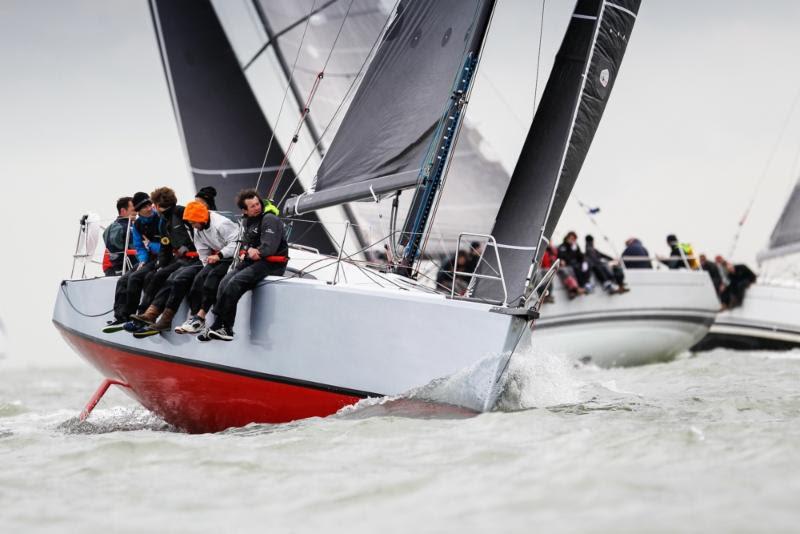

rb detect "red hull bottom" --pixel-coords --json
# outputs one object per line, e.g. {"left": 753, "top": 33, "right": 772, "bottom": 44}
{"left": 58, "top": 329, "right": 363, "bottom": 433}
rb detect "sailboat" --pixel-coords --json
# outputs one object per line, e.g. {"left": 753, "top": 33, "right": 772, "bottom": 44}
{"left": 695, "top": 179, "right": 800, "bottom": 351}
{"left": 53, "top": 0, "right": 641, "bottom": 433}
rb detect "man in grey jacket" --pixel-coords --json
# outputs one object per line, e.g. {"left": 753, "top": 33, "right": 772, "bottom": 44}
{"left": 175, "top": 201, "right": 239, "bottom": 334}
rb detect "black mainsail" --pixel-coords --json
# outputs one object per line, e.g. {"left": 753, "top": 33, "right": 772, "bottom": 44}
{"left": 149, "top": 0, "right": 337, "bottom": 253}
{"left": 474, "top": 0, "right": 641, "bottom": 303}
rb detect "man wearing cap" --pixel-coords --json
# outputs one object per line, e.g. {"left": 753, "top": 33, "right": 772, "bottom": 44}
{"left": 201, "top": 189, "right": 288, "bottom": 342}
{"left": 102, "top": 192, "right": 162, "bottom": 332}
{"left": 102, "top": 196, "right": 137, "bottom": 276}
{"left": 174, "top": 200, "right": 239, "bottom": 334}
{"left": 194, "top": 186, "right": 218, "bottom": 211}
{"left": 129, "top": 187, "right": 200, "bottom": 333}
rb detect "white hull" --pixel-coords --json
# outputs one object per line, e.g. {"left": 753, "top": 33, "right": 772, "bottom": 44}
{"left": 695, "top": 283, "right": 800, "bottom": 351}
{"left": 529, "top": 270, "right": 718, "bottom": 367}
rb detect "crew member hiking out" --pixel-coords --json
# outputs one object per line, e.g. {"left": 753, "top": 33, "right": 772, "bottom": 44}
{"left": 127, "top": 187, "right": 199, "bottom": 333}
{"left": 103, "top": 192, "right": 162, "bottom": 333}
{"left": 661, "top": 234, "right": 698, "bottom": 270}
{"left": 174, "top": 201, "right": 238, "bottom": 334}
{"left": 200, "top": 190, "right": 288, "bottom": 342}
{"left": 102, "top": 196, "right": 138, "bottom": 276}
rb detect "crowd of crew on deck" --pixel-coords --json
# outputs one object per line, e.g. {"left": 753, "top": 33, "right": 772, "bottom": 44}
{"left": 436, "top": 231, "right": 757, "bottom": 309}
{"left": 100, "top": 186, "right": 289, "bottom": 342}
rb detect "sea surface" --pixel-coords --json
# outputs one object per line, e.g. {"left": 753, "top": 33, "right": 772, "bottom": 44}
{"left": 1, "top": 346, "right": 799, "bottom": 533}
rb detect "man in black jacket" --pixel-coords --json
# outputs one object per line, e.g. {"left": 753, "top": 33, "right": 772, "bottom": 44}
{"left": 201, "top": 189, "right": 288, "bottom": 342}
{"left": 129, "top": 187, "right": 199, "bottom": 330}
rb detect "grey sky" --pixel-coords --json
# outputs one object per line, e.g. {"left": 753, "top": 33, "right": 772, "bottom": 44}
{"left": 2, "top": 0, "right": 800, "bottom": 368}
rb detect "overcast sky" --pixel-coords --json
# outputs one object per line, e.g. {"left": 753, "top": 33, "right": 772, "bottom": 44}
{"left": 2, "top": 0, "right": 800, "bottom": 368}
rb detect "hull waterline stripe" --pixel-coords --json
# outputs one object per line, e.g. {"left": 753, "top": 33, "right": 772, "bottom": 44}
{"left": 536, "top": 312, "right": 715, "bottom": 330}
{"left": 53, "top": 319, "right": 380, "bottom": 399}
{"left": 711, "top": 321, "right": 800, "bottom": 339}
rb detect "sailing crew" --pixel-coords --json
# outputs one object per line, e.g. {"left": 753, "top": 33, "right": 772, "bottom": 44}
{"left": 102, "top": 196, "right": 138, "bottom": 276}
{"left": 103, "top": 192, "right": 162, "bottom": 332}
{"left": 699, "top": 254, "right": 724, "bottom": 297}
{"left": 558, "top": 231, "right": 591, "bottom": 291}
{"left": 129, "top": 187, "right": 199, "bottom": 332}
{"left": 584, "top": 235, "right": 626, "bottom": 293}
{"left": 621, "top": 237, "right": 652, "bottom": 269}
{"left": 174, "top": 201, "right": 239, "bottom": 334}
{"left": 194, "top": 186, "right": 218, "bottom": 211}
{"left": 661, "top": 234, "right": 698, "bottom": 270}
{"left": 200, "top": 190, "right": 289, "bottom": 341}
{"left": 720, "top": 262, "right": 757, "bottom": 310}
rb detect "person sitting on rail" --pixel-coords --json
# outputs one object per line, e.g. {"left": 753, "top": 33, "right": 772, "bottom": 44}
{"left": 103, "top": 192, "right": 162, "bottom": 333}
{"left": 101, "top": 196, "right": 138, "bottom": 276}
{"left": 558, "top": 231, "right": 592, "bottom": 292}
{"left": 661, "top": 234, "right": 698, "bottom": 270}
{"left": 126, "top": 187, "right": 200, "bottom": 333}
{"left": 720, "top": 262, "right": 757, "bottom": 310}
{"left": 621, "top": 237, "right": 652, "bottom": 269}
{"left": 174, "top": 200, "right": 239, "bottom": 334}
{"left": 584, "top": 235, "right": 627, "bottom": 294}
{"left": 200, "top": 189, "right": 289, "bottom": 342}
{"left": 194, "top": 186, "right": 217, "bottom": 211}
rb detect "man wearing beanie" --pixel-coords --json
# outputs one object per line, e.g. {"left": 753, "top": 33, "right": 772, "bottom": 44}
{"left": 129, "top": 187, "right": 200, "bottom": 335}
{"left": 175, "top": 201, "right": 239, "bottom": 334}
{"left": 195, "top": 186, "right": 217, "bottom": 211}
{"left": 102, "top": 192, "right": 161, "bottom": 332}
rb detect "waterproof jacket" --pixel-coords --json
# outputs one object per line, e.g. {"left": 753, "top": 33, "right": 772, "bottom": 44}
{"left": 622, "top": 239, "right": 651, "bottom": 269}
{"left": 242, "top": 212, "right": 288, "bottom": 260}
{"left": 131, "top": 212, "right": 162, "bottom": 263}
{"left": 557, "top": 242, "right": 585, "bottom": 271}
{"left": 157, "top": 205, "right": 196, "bottom": 267}
{"left": 102, "top": 216, "right": 137, "bottom": 272}
{"left": 194, "top": 211, "right": 239, "bottom": 265}
{"left": 585, "top": 243, "right": 614, "bottom": 267}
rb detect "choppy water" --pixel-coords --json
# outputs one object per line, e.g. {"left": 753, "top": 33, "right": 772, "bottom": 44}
{"left": 1, "top": 347, "right": 799, "bottom": 533}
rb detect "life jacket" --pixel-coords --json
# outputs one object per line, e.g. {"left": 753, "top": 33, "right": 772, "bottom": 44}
{"left": 159, "top": 205, "right": 196, "bottom": 253}
{"left": 241, "top": 212, "right": 289, "bottom": 262}
{"left": 680, "top": 242, "right": 699, "bottom": 269}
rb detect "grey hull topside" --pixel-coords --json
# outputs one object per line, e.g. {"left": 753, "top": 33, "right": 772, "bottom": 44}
{"left": 54, "top": 275, "right": 517, "bottom": 399}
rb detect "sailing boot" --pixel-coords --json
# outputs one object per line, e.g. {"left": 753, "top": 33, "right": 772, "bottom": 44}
{"left": 151, "top": 308, "right": 177, "bottom": 332}
{"left": 130, "top": 305, "right": 161, "bottom": 326}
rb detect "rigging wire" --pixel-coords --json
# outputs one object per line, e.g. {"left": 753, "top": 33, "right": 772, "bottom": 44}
{"left": 267, "top": 0, "right": 357, "bottom": 200}
{"left": 532, "top": 0, "right": 546, "bottom": 117}
{"left": 729, "top": 85, "right": 800, "bottom": 259}
{"left": 276, "top": 0, "right": 402, "bottom": 208}
{"left": 254, "top": 0, "right": 319, "bottom": 196}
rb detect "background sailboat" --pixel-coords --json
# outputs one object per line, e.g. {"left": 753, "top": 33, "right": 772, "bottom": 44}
{"left": 695, "top": 177, "right": 800, "bottom": 351}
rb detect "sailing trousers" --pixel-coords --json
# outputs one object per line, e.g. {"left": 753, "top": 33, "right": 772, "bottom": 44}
{"left": 151, "top": 260, "right": 203, "bottom": 311}
{"left": 138, "top": 259, "right": 191, "bottom": 314}
{"left": 211, "top": 260, "right": 286, "bottom": 330}
{"left": 188, "top": 259, "right": 232, "bottom": 315}
{"left": 113, "top": 260, "right": 157, "bottom": 321}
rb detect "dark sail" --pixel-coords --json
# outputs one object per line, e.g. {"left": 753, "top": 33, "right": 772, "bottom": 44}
{"left": 149, "top": 0, "right": 336, "bottom": 253}
{"left": 474, "top": 0, "right": 640, "bottom": 302}
{"left": 285, "top": 0, "right": 495, "bottom": 215}
{"left": 760, "top": 178, "right": 800, "bottom": 260}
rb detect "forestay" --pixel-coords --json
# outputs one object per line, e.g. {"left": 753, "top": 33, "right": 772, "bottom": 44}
{"left": 474, "top": 0, "right": 641, "bottom": 303}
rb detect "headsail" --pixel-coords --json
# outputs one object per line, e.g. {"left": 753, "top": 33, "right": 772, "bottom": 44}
{"left": 149, "top": 0, "right": 337, "bottom": 253}
{"left": 474, "top": 0, "right": 641, "bottom": 303}
{"left": 759, "top": 178, "right": 800, "bottom": 261}
{"left": 285, "top": 0, "right": 495, "bottom": 215}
